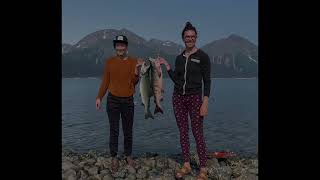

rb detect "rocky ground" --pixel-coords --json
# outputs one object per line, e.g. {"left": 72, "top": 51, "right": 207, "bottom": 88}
{"left": 62, "top": 150, "right": 258, "bottom": 180}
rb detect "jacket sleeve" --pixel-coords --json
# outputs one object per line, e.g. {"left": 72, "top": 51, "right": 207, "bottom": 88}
{"left": 200, "top": 54, "right": 211, "bottom": 97}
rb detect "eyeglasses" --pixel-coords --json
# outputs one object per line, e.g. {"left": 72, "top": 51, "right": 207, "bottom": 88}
{"left": 184, "top": 35, "right": 197, "bottom": 40}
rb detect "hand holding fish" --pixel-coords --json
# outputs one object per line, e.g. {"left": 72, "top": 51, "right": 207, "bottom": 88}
{"left": 135, "top": 58, "right": 144, "bottom": 75}
{"left": 157, "top": 57, "right": 171, "bottom": 70}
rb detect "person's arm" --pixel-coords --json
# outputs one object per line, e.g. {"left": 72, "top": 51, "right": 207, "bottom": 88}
{"left": 96, "top": 61, "right": 110, "bottom": 100}
{"left": 201, "top": 54, "right": 211, "bottom": 98}
{"left": 199, "top": 54, "right": 211, "bottom": 116}
{"left": 159, "top": 57, "right": 176, "bottom": 83}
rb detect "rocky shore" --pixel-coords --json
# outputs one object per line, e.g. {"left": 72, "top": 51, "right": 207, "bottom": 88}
{"left": 62, "top": 150, "right": 258, "bottom": 180}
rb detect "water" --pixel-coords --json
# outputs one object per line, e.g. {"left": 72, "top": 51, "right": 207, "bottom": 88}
{"left": 62, "top": 78, "right": 258, "bottom": 156}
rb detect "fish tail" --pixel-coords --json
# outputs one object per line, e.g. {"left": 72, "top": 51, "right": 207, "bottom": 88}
{"left": 145, "top": 110, "right": 154, "bottom": 119}
{"left": 154, "top": 105, "right": 164, "bottom": 114}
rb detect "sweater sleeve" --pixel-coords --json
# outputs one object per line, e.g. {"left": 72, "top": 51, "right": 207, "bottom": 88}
{"left": 96, "top": 60, "right": 110, "bottom": 100}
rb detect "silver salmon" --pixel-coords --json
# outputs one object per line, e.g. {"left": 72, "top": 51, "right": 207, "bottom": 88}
{"left": 150, "top": 58, "right": 164, "bottom": 114}
{"left": 139, "top": 59, "right": 154, "bottom": 119}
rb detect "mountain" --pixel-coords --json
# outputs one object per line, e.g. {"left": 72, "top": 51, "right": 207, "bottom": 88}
{"left": 62, "top": 43, "right": 73, "bottom": 54}
{"left": 62, "top": 29, "right": 176, "bottom": 77}
{"left": 148, "top": 38, "right": 184, "bottom": 55}
{"left": 201, "top": 34, "right": 258, "bottom": 77}
{"left": 62, "top": 29, "right": 257, "bottom": 78}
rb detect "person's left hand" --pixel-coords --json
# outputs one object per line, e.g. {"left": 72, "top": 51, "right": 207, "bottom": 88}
{"left": 135, "top": 58, "right": 144, "bottom": 75}
{"left": 200, "top": 102, "right": 208, "bottom": 117}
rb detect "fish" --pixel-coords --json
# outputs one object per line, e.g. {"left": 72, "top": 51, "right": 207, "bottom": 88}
{"left": 139, "top": 59, "right": 154, "bottom": 119}
{"left": 149, "top": 58, "right": 164, "bottom": 114}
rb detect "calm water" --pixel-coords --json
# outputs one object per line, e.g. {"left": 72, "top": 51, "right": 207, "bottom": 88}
{"left": 62, "top": 78, "right": 258, "bottom": 156}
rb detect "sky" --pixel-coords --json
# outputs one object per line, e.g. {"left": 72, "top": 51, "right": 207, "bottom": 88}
{"left": 62, "top": 0, "right": 258, "bottom": 47}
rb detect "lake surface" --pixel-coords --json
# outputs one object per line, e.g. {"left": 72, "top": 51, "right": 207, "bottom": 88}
{"left": 62, "top": 78, "right": 258, "bottom": 156}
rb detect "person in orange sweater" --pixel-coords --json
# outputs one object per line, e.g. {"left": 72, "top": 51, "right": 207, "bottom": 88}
{"left": 95, "top": 35, "right": 142, "bottom": 171}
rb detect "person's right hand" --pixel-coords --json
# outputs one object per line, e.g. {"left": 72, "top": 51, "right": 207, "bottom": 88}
{"left": 158, "top": 57, "right": 167, "bottom": 65}
{"left": 96, "top": 98, "right": 101, "bottom": 110}
{"left": 157, "top": 57, "right": 171, "bottom": 70}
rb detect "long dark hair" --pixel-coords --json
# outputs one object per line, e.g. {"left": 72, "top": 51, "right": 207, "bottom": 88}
{"left": 181, "top": 21, "right": 197, "bottom": 39}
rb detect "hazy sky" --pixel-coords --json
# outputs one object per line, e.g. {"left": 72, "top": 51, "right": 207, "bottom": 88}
{"left": 62, "top": 0, "right": 258, "bottom": 47}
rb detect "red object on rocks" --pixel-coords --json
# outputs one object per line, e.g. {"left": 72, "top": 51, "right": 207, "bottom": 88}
{"left": 208, "top": 151, "right": 236, "bottom": 158}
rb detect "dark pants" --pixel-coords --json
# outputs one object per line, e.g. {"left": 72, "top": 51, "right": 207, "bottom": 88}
{"left": 172, "top": 92, "right": 207, "bottom": 168}
{"left": 107, "top": 93, "right": 134, "bottom": 157}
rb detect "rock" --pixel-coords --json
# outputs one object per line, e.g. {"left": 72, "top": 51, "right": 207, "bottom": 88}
{"left": 220, "top": 161, "right": 227, "bottom": 167}
{"left": 184, "top": 175, "right": 197, "bottom": 180}
{"left": 231, "top": 168, "right": 242, "bottom": 178}
{"left": 73, "top": 159, "right": 80, "bottom": 166}
{"left": 148, "top": 169, "right": 160, "bottom": 178}
{"left": 86, "top": 175, "right": 103, "bottom": 180}
{"left": 236, "top": 173, "right": 258, "bottom": 180}
{"left": 207, "top": 158, "right": 220, "bottom": 168}
{"left": 95, "top": 162, "right": 104, "bottom": 168}
{"left": 87, "top": 158, "right": 97, "bottom": 165}
{"left": 119, "top": 159, "right": 128, "bottom": 167}
{"left": 156, "top": 157, "right": 168, "bottom": 170}
{"left": 251, "top": 159, "right": 258, "bottom": 168}
{"left": 84, "top": 165, "right": 91, "bottom": 172}
{"left": 64, "top": 169, "right": 76, "bottom": 180}
{"left": 242, "top": 159, "right": 251, "bottom": 166}
{"left": 126, "top": 165, "right": 136, "bottom": 174}
{"left": 88, "top": 150, "right": 98, "bottom": 158}
{"left": 248, "top": 168, "right": 258, "bottom": 175}
{"left": 102, "top": 174, "right": 113, "bottom": 180}
{"left": 64, "top": 155, "right": 79, "bottom": 163}
{"left": 162, "top": 168, "right": 174, "bottom": 176}
{"left": 66, "top": 174, "right": 77, "bottom": 180}
{"left": 136, "top": 168, "right": 147, "bottom": 179}
{"left": 95, "top": 174, "right": 104, "bottom": 180}
{"left": 102, "top": 157, "right": 112, "bottom": 169}
{"left": 167, "top": 158, "right": 179, "bottom": 169}
{"left": 100, "top": 169, "right": 111, "bottom": 176}
{"left": 96, "top": 157, "right": 107, "bottom": 167}
{"left": 229, "top": 160, "right": 245, "bottom": 178}
{"left": 78, "top": 161, "right": 87, "bottom": 168}
{"left": 112, "top": 167, "right": 128, "bottom": 178}
{"left": 62, "top": 161, "right": 77, "bottom": 171}
{"left": 140, "top": 165, "right": 151, "bottom": 171}
{"left": 78, "top": 170, "right": 89, "bottom": 179}
{"left": 88, "top": 166, "right": 99, "bottom": 175}
{"left": 126, "top": 173, "right": 136, "bottom": 180}
{"left": 208, "top": 166, "right": 232, "bottom": 180}
{"left": 147, "top": 174, "right": 162, "bottom": 180}
{"left": 143, "top": 158, "right": 156, "bottom": 168}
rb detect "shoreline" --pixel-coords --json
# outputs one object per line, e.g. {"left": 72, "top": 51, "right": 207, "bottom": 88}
{"left": 62, "top": 150, "right": 258, "bottom": 180}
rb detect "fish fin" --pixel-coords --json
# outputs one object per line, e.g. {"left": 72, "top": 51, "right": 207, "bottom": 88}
{"left": 154, "top": 106, "right": 164, "bottom": 114}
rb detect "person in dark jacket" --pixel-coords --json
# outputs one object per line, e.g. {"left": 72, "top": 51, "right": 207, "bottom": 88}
{"left": 159, "top": 22, "right": 211, "bottom": 180}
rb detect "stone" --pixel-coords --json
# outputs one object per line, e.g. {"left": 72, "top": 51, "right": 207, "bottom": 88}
{"left": 208, "top": 166, "right": 232, "bottom": 180}
{"left": 88, "top": 166, "right": 99, "bottom": 175}
{"left": 62, "top": 161, "right": 77, "bottom": 171}
{"left": 136, "top": 168, "right": 147, "bottom": 179}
